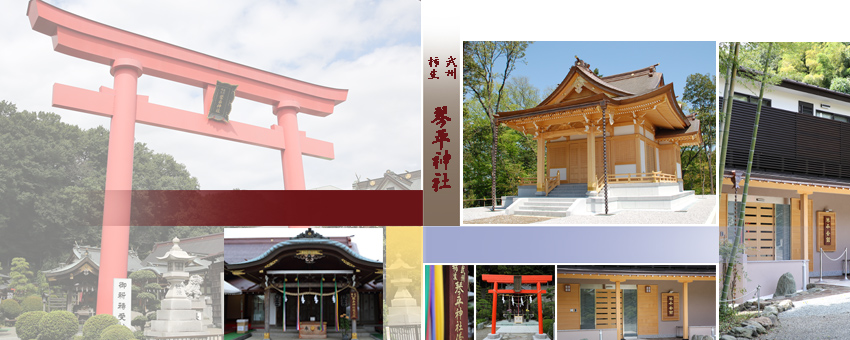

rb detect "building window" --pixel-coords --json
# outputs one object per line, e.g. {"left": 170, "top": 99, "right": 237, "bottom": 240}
{"left": 799, "top": 101, "right": 814, "bottom": 115}
{"left": 815, "top": 110, "right": 849, "bottom": 122}
{"left": 732, "top": 92, "right": 772, "bottom": 107}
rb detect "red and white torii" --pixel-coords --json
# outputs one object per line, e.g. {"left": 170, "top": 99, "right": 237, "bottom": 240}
{"left": 27, "top": 0, "right": 347, "bottom": 314}
{"left": 482, "top": 274, "right": 552, "bottom": 340}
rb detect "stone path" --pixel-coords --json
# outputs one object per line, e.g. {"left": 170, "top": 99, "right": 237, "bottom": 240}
{"left": 759, "top": 291, "right": 850, "bottom": 339}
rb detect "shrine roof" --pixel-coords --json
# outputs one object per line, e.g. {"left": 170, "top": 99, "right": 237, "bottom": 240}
{"left": 228, "top": 237, "right": 381, "bottom": 268}
{"left": 599, "top": 65, "right": 665, "bottom": 95}
{"left": 44, "top": 245, "right": 144, "bottom": 277}
{"left": 224, "top": 235, "right": 356, "bottom": 264}
{"left": 655, "top": 114, "right": 702, "bottom": 146}
{"left": 557, "top": 265, "right": 715, "bottom": 276}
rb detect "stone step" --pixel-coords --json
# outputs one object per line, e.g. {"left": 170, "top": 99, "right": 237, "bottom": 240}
{"left": 513, "top": 209, "right": 569, "bottom": 217}
{"left": 525, "top": 197, "right": 576, "bottom": 203}
{"left": 520, "top": 205, "right": 569, "bottom": 211}
{"left": 522, "top": 201, "right": 573, "bottom": 207}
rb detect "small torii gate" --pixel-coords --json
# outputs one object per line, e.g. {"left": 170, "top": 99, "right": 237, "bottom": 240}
{"left": 28, "top": 0, "right": 347, "bottom": 314}
{"left": 482, "top": 274, "right": 552, "bottom": 340}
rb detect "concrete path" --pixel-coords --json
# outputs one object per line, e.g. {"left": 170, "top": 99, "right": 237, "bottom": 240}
{"left": 759, "top": 291, "right": 850, "bottom": 339}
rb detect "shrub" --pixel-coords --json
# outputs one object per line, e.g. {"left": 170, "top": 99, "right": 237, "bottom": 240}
{"left": 15, "top": 311, "right": 46, "bottom": 340}
{"left": 146, "top": 312, "right": 156, "bottom": 321}
{"left": 82, "top": 314, "right": 119, "bottom": 340}
{"left": 38, "top": 311, "right": 79, "bottom": 340}
{"left": 20, "top": 296, "right": 43, "bottom": 313}
{"left": 131, "top": 315, "right": 147, "bottom": 331}
{"left": 100, "top": 324, "right": 135, "bottom": 340}
{"left": 1, "top": 299, "right": 22, "bottom": 320}
{"left": 133, "top": 330, "right": 146, "bottom": 340}
{"left": 542, "top": 318, "right": 554, "bottom": 340}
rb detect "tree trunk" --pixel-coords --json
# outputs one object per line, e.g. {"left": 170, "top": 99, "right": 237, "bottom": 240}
{"left": 720, "top": 42, "right": 772, "bottom": 307}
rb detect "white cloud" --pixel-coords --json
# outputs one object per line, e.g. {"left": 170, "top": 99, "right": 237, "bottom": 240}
{"left": 1, "top": 0, "right": 421, "bottom": 190}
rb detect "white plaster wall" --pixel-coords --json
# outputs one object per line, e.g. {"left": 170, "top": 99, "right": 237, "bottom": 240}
{"left": 655, "top": 148, "right": 660, "bottom": 171}
{"left": 676, "top": 163, "right": 682, "bottom": 179}
{"left": 572, "top": 134, "right": 587, "bottom": 140}
{"left": 614, "top": 124, "right": 634, "bottom": 136}
{"left": 721, "top": 75, "right": 850, "bottom": 119}
{"left": 743, "top": 260, "right": 808, "bottom": 298}
{"left": 639, "top": 140, "right": 646, "bottom": 173}
{"left": 615, "top": 164, "right": 637, "bottom": 174}
{"left": 645, "top": 129, "right": 654, "bottom": 141}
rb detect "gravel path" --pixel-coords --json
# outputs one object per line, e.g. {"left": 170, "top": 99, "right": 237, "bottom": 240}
{"left": 462, "top": 195, "right": 717, "bottom": 225}
{"left": 759, "top": 291, "right": 850, "bottom": 339}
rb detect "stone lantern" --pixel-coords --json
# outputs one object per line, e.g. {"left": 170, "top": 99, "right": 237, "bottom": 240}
{"left": 147, "top": 238, "right": 208, "bottom": 338}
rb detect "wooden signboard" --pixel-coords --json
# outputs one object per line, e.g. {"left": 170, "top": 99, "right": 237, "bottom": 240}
{"left": 444, "top": 265, "right": 469, "bottom": 340}
{"left": 818, "top": 211, "right": 837, "bottom": 252}
{"left": 661, "top": 293, "right": 679, "bottom": 321}
{"left": 349, "top": 289, "right": 358, "bottom": 320}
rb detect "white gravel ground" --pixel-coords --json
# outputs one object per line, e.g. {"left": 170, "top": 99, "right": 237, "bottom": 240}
{"left": 760, "top": 292, "right": 850, "bottom": 339}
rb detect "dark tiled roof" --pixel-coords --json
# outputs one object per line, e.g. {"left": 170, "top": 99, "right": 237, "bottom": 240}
{"left": 656, "top": 114, "right": 701, "bottom": 139}
{"left": 224, "top": 236, "right": 354, "bottom": 264}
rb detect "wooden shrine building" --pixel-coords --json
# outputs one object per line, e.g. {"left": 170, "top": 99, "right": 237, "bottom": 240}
{"left": 496, "top": 58, "right": 701, "bottom": 197}
{"left": 225, "top": 229, "right": 383, "bottom": 339}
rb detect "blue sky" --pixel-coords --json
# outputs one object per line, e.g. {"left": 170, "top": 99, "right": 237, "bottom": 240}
{"left": 511, "top": 41, "right": 716, "bottom": 113}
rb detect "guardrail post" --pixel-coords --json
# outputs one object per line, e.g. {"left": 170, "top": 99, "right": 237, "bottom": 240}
{"left": 818, "top": 248, "right": 826, "bottom": 283}
{"left": 756, "top": 285, "right": 761, "bottom": 316}
{"left": 844, "top": 248, "right": 849, "bottom": 281}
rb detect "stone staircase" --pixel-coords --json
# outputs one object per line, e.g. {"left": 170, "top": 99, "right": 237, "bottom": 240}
{"left": 546, "top": 183, "right": 587, "bottom": 198}
{"left": 513, "top": 197, "right": 577, "bottom": 217}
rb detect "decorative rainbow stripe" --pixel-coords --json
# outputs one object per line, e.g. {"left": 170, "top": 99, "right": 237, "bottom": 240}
{"left": 429, "top": 265, "right": 436, "bottom": 340}
{"left": 435, "top": 265, "right": 444, "bottom": 340}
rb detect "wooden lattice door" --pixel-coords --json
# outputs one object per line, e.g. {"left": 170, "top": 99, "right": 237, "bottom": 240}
{"left": 743, "top": 203, "right": 776, "bottom": 260}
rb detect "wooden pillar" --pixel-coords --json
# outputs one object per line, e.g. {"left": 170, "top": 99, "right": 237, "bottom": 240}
{"left": 491, "top": 282, "right": 498, "bottom": 335}
{"left": 587, "top": 129, "right": 597, "bottom": 192}
{"left": 537, "top": 137, "right": 546, "bottom": 194}
{"left": 615, "top": 281, "right": 622, "bottom": 340}
{"left": 682, "top": 281, "right": 690, "bottom": 340}
{"left": 801, "top": 191, "right": 811, "bottom": 272}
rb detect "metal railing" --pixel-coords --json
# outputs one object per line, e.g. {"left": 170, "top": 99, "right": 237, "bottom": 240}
{"left": 719, "top": 285, "right": 762, "bottom": 316}
{"left": 817, "top": 247, "right": 850, "bottom": 283}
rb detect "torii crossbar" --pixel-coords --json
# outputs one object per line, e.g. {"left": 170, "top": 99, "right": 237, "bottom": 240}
{"left": 27, "top": 0, "right": 348, "bottom": 314}
{"left": 482, "top": 274, "right": 552, "bottom": 338}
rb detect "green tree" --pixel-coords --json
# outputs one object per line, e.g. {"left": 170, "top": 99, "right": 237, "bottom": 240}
{"left": 9, "top": 257, "right": 37, "bottom": 299}
{"left": 464, "top": 41, "right": 531, "bottom": 209}
{"left": 0, "top": 101, "right": 201, "bottom": 270}
{"left": 681, "top": 73, "right": 717, "bottom": 194}
{"left": 463, "top": 77, "right": 540, "bottom": 204}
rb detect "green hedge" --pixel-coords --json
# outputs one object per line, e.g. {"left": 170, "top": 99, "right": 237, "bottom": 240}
{"left": 100, "top": 324, "right": 135, "bottom": 340}
{"left": 38, "top": 311, "right": 79, "bottom": 340}
{"left": 20, "top": 296, "right": 43, "bottom": 313}
{"left": 82, "top": 314, "right": 119, "bottom": 340}
{"left": 14, "top": 311, "right": 46, "bottom": 340}
{"left": 1, "top": 299, "right": 22, "bottom": 320}
{"left": 542, "top": 318, "right": 554, "bottom": 340}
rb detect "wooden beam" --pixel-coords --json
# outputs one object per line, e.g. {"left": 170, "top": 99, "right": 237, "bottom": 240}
{"left": 557, "top": 273, "right": 715, "bottom": 281}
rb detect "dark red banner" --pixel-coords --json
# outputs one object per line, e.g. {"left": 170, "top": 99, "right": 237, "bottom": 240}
{"left": 109, "top": 190, "right": 423, "bottom": 226}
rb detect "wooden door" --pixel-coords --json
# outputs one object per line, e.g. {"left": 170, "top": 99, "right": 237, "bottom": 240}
{"left": 569, "top": 142, "right": 587, "bottom": 183}
{"left": 636, "top": 285, "right": 658, "bottom": 335}
{"left": 743, "top": 203, "right": 776, "bottom": 261}
{"left": 595, "top": 289, "right": 620, "bottom": 329}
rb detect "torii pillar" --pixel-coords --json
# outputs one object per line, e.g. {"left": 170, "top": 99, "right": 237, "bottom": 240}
{"left": 28, "top": 0, "right": 346, "bottom": 314}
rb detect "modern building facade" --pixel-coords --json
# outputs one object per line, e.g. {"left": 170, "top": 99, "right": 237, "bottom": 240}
{"left": 721, "top": 73, "right": 850, "bottom": 296}
{"left": 556, "top": 266, "right": 715, "bottom": 340}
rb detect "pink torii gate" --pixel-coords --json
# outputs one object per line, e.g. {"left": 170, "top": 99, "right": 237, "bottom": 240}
{"left": 27, "top": 0, "right": 347, "bottom": 314}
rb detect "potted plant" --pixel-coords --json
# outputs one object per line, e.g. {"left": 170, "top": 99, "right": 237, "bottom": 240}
{"left": 339, "top": 313, "right": 351, "bottom": 340}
